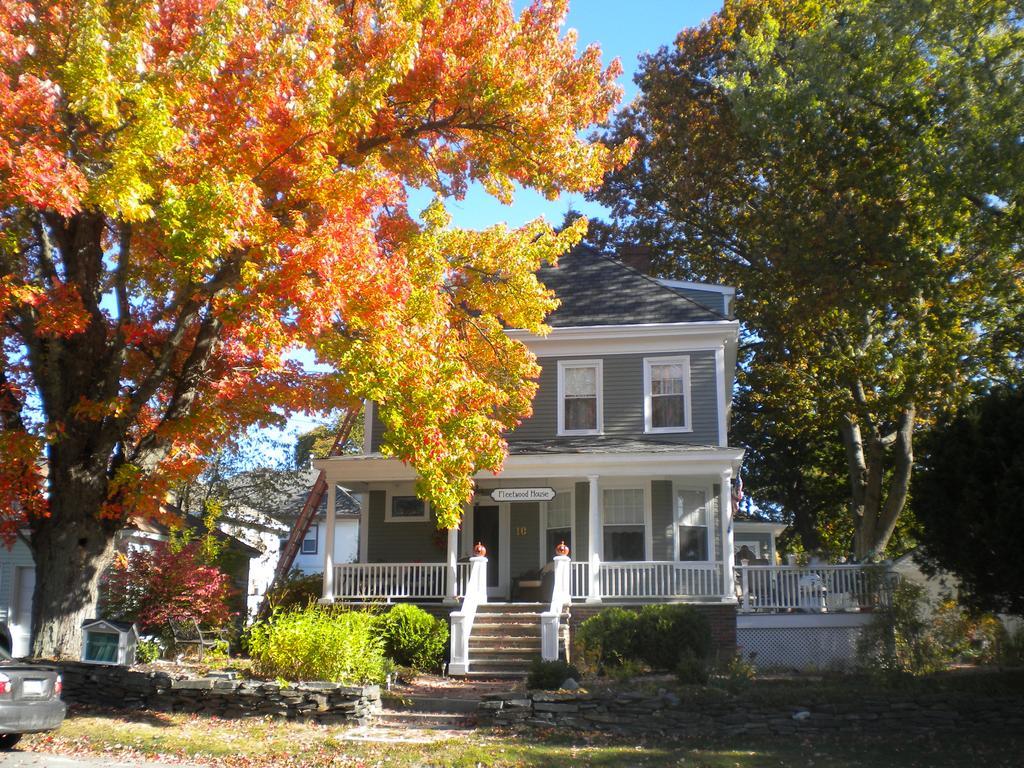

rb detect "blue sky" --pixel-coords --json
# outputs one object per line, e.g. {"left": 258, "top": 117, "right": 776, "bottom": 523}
{"left": 279, "top": 0, "right": 724, "bottom": 446}
{"left": 407, "top": 0, "right": 724, "bottom": 231}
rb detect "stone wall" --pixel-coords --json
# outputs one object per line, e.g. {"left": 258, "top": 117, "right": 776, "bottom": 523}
{"left": 58, "top": 663, "right": 380, "bottom": 724}
{"left": 568, "top": 603, "right": 737, "bottom": 656}
{"left": 480, "top": 688, "right": 1024, "bottom": 736}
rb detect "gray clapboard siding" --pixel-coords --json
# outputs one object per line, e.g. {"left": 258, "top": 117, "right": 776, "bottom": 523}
{"left": 366, "top": 490, "right": 444, "bottom": 563}
{"left": 509, "top": 351, "right": 720, "bottom": 446}
{"left": 370, "top": 350, "right": 722, "bottom": 451}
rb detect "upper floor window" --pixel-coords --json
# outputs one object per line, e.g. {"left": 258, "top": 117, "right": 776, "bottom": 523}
{"left": 557, "top": 360, "right": 603, "bottom": 436}
{"left": 301, "top": 524, "right": 319, "bottom": 555}
{"left": 644, "top": 356, "right": 691, "bottom": 433}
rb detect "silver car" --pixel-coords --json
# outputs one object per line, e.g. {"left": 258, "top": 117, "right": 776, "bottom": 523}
{"left": 0, "top": 648, "right": 65, "bottom": 750}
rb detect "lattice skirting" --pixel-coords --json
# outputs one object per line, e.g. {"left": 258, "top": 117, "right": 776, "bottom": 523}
{"left": 737, "top": 613, "right": 873, "bottom": 670}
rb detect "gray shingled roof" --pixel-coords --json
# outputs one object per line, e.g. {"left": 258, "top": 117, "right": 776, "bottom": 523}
{"left": 538, "top": 246, "right": 725, "bottom": 327}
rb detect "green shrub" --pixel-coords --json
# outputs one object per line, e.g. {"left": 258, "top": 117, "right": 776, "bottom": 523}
{"left": 527, "top": 658, "right": 581, "bottom": 690}
{"left": 135, "top": 639, "right": 162, "bottom": 664}
{"left": 248, "top": 607, "right": 385, "bottom": 684}
{"left": 375, "top": 604, "right": 449, "bottom": 672}
{"left": 634, "top": 604, "right": 712, "bottom": 670}
{"left": 675, "top": 650, "right": 710, "bottom": 685}
{"left": 575, "top": 608, "right": 639, "bottom": 670}
{"left": 714, "top": 654, "right": 756, "bottom": 693}
{"left": 264, "top": 571, "right": 323, "bottom": 613}
{"left": 856, "top": 581, "right": 946, "bottom": 676}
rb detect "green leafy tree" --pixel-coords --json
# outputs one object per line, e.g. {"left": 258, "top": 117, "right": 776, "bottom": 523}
{"left": 294, "top": 410, "right": 365, "bottom": 469}
{"left": 913, "top": 387, "right": 1024, "bottom": 616}
{"left": 596, "top": 0, "right": 1024, "bottom": 557}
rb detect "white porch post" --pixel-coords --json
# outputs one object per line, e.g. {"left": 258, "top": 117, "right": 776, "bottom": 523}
{"left": 720, "top": 469, "right": 735, "bottom": 600}
{"left": 586, "top": 474, "right": 602, "bottom": 603}
{"left": 444, "top": 527, "right": 459, "bottom": 604}
{"left": 322, "top": 480, "right": 336, "bottom": 601}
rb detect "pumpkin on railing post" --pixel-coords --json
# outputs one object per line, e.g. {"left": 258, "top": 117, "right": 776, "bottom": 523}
{"left": 473, "top": 541, "right": 487, "bottom": 557}
{"left": 555, "top": 540, "right": 570, "bottom": 558}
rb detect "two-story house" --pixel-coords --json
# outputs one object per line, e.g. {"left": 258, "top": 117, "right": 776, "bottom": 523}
{"left": 313, "top": 246, "right": 745, "bottom": 675}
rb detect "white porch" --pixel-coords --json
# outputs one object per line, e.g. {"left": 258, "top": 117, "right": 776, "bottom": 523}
{"left": 312, "top": 447, "right": 747, "bottom": 606}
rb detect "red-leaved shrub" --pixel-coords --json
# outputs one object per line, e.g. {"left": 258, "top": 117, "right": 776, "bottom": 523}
{"left": 104, "top": 541, "right": 235, "bottom": 631}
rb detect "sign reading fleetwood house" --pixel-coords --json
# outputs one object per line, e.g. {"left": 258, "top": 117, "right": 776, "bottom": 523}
{"left": 489, "top": 487, "right": 556, "bottom": 503}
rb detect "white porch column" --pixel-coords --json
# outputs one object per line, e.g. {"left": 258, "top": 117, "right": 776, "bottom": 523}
{"left": 586, "top": 474, "right": 602, "bottom": 603}
{"left": 322, "top": 480, "right": 336, "bottom": 601}
{"left": 720, "top": 469, "right": 735, "bottom": 600}
{"left": 444, "top": 527, "right": 459, "bottom": 604}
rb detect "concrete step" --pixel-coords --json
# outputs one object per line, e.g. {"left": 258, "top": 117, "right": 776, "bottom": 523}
{"left": 469, "top": 658, "right": 534, "bottom": 670}
{"left": 469, "top": 637, "right": 542, "bottom": 648}
{"left": 469, "top": 646, "right": 542, "bottom": 656}
{"left": 376, "top": 710, "right": 477, "bottom": 730}
{"left": 471, "top": 623, "right": 541, "bottom": 635}
{"left": 381, "top": 694, "right": 479, "bottom": 714}
{"left": 477, "top": 602, "right": 545, "bottom": 611}
{"left": 463, "top": 671, "right": 528, "bottom": 679}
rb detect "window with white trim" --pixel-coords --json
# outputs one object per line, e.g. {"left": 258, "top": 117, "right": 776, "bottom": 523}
{"left": 386, "top": 495, "right": 429, "bottom": 522}
{"left": 644, "top": 357, "right": 691, "bottom": 433}
{"left": 676, "top": 489, "right": 709, "bottom": 561}
{"left": 301, "top": 524, "right": 318, "bottom": 555}
{"left": 602, "top": 488, "right": 645, "bottom": 561}
{"left": 558, "top": 360, "right": 602, "bottom": 435}
{"left": 545, "top": 491, "right": 572, "bottom": 558}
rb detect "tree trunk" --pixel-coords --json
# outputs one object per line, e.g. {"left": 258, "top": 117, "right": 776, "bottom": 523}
{"left": 842, "top": 406, "right": 916, "bottom": 560}
{"left": 29, "top": 465, "right": 118, "bottom": 659}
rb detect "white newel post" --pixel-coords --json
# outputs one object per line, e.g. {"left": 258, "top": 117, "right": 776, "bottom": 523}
{"left": 587, "top": 475, "right": 602, "bottom": 603}
{"left": 541, "top": 554, "right": 571, "bottom": 661}
{"left": 720, "top": 469, "right": 735, "bottom": 600}
{"left": 444, "top": 527, "right": 459, "bottom": 604}
{"left": 448, "top": 555, "right": 487, "bottom": 676}
{"left": 322, "top": 480, "right": 337, "bottom": 602}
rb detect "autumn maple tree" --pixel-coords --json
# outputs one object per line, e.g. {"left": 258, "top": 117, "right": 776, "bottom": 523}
{"left": 596, "top": 0, "right": 1024, "bottom": 558}
{"left": 0, "top": 0, "right": 627, "bottom": 657}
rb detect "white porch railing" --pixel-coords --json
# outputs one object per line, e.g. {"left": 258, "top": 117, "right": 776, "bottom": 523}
{"left": 449, "top": 556, "right": 488, "bottom": 676}
{"left": 569, "top": 560, "right": 724, "bottom": 600}
{"left": 332, "top": 563, "right": 458, "bottom": 601}
{"left": 736, "top": 563, "right": 896, "bottom": 613}
{"left": 455, "top": 562, "right": 472, "bottom": 599}
{"left": 570, "top": 561, "right": 590, "bottom": 598}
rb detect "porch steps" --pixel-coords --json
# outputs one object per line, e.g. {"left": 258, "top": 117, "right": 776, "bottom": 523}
{"left": 463, "top": 602, "right": 566, "bottom": 678}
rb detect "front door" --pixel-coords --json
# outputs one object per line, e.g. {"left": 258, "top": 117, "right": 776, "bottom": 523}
{"left": 472, "top": 504, "right": 508, "bottom": 598}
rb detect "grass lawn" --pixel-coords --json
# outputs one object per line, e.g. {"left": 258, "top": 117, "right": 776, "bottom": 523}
{"left": 21, "top": 706, "right": 1024, "bottom": 768}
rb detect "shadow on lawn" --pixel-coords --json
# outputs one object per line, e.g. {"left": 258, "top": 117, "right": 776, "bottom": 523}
{"left": 67, "top": 703, "right": 175, "bottom": 728}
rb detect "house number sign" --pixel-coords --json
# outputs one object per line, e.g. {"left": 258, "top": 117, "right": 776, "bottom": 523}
{"left": 490, "top": 487, "right": 556, "bottom": 502}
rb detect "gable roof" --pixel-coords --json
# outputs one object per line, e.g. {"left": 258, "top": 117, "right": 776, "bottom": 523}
{"left": 538, "top": 246, "right": 727, "bottom": 327}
